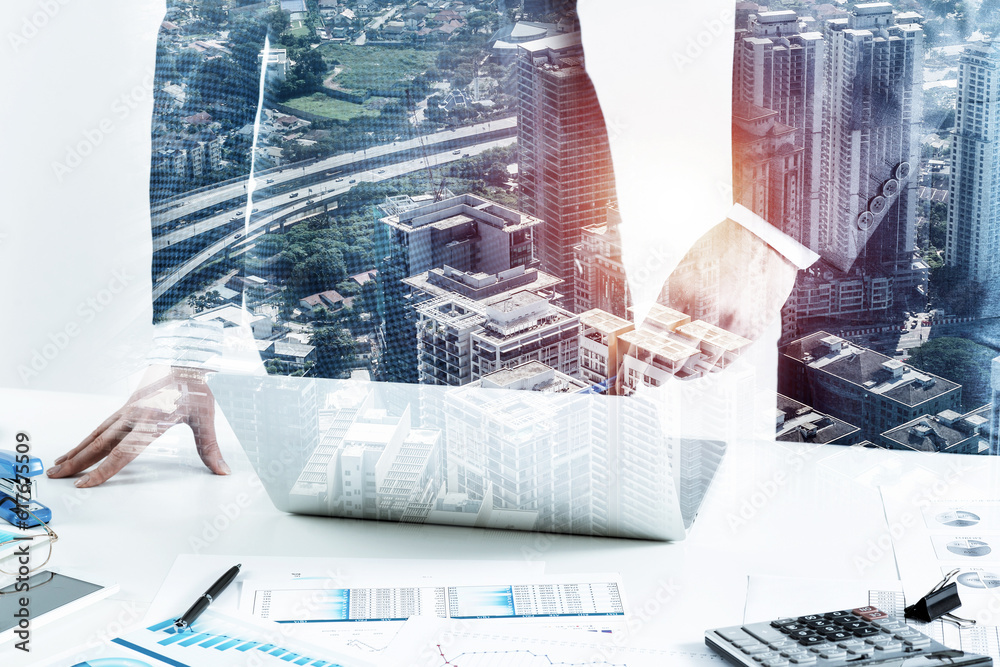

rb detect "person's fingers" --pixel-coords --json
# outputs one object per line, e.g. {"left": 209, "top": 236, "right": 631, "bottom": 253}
{"left": 47, "top": 417, "right": 132, "bottom": 478}
{"left": 52, "top": 406, "right": 125, "bottom": 468}
{"left": 73, "top": 429, "right": 155, "bottom": 488}
{"left": 190, "top": 398, "right": 230, "bottom": 475}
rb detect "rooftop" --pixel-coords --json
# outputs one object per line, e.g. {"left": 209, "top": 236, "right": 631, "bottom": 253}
{"left": 474, "top": 361, "right": 587, "bottom": 393}
{"left": 784, "top": 332, "right": 960, "bottom": 407}
{"left": 776, "top": 394, "right": 860, "bottom": 445}
{"left": 517, "top": 31, "right": 581, "bottom": 55}
{"left": 881, "top": 408, "right": 989, "bottom": 454}
{"left": 619, "top": 328, "right": 700, "bottom": 364}
{"left": 632, "top": 303, "right": 691, "bottom": 334}
{"left": 676, "top": 320, "right": 752, "bottom": 353}
{"left": 380, "top": 193, "right": 541, "bottom": 235}
{"left": 578, "top": 308, "right": 634, "bottom": 335}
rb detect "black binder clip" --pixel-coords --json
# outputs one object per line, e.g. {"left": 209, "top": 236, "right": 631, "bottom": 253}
{"left": 904, "top": 569, "right": 976, "bottom": 627}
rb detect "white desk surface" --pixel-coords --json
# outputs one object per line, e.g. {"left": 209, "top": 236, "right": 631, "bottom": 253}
{"left": 2, "top": 386, "right": 997, "bottom": 665}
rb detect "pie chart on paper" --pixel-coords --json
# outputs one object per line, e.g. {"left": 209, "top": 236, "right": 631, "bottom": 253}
{"left": 957, "top": 571, "right": 1000, "bottom": 589}
{"left": 946, "top": 539, "right": 992, "bottom": 558}
{"left": 935, "top": 510, "right": 981, "bottom": 527}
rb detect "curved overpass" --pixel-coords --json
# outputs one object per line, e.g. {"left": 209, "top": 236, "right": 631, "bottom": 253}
{"left": 153, "top": 136, "right": 516, "bottom": 304}
{"left": 151, "top": 117, "right": 517, "bottom": 227}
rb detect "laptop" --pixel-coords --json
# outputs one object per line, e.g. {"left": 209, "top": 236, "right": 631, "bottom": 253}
{"left": 208, "top": 362, "right": 750, "bottom": 541}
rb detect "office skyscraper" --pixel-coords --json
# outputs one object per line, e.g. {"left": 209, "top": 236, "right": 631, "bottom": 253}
{"left": 517, "top": 32, "right": 617, "bottom": 312}
{"left": 818, "top": 4, "right": 923, "bottom": 291}
{"left": 734, "top": 10, "right": 824, "bottom": 249}
{"left": 947, "top": 42, "right": 1000, "bottom": 285}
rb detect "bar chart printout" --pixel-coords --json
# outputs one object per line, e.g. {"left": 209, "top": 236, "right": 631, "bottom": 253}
{"left": 59, "top": 609, "right": 377, "bottom": 667}
{"left": 247, "top": 582, "right": 625, "bottom": 623}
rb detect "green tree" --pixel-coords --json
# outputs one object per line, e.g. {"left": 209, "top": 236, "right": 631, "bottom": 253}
{"left": 310, "top": 327, "right": 359, "bottom": 378}
{"left": 909, "top": 337, "right": 996, "bottom": 410}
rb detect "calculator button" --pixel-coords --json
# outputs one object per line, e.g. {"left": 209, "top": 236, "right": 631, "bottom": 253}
{"left": 905, "top": 637, "right": 931, "bottom": 649}
{"left": 764, "top": 660, "right": 790, "bottom": 667}
{"left": 895, "top": 630, "right": 921, "bottom": 641}
{"left": 872, "top": 618, "right": 905, "bottom": 630}
{"left": 781, "top": 648, "right": 807, "bottom": 657}
{"left": 860, "top": 610, "right": 889, "bottom": 621}
{"left": 814, "top": 625, "right": 840, "bottom": 635}
{"left": 840, "top": 620, "right": 868, "bottom": 631}
{"left": 789, "top": 630, "right": 813, "bottom": 639}
{"left": 807, "top": 643, "right": 835, "bottom": 654}
{"left": 732, "top": 639, "right": 759, "bottom": 648}
{"left": 803, "top": 619, "right": 829, "bottom": 629}
{"left": 824, "top": 610, "right": 853, "bottom": 619}
{"left": 717, "top": 628, "right": 750, "bottom": 641}
{"left": 771, "top": 618, "right": 797, "bottom": 628}
{"left": 820, "top": 648, "right": 846, "bottom": 659}
{"left": 789, "top": 656, "right": 816, "bottom": 665}
{"left": 853, "top": 626, "right": 880, "bottom": 637}
{"left": 797, "top": 635, "right": 825, "bottom": 646}
{"left": 865, "top": 635, "right": 891, "bottom": 646}
{"left": 753, "top": 652, "right": 780, "bottom": 662}
{"left": 768, "top": 640, "right": 796, "bottom": 650}
{"left": 782, "top": 623, "right": 808, "bottom": 633}
{"left": 825, "top": 631, "right": 851, "bottom": 642}
{"left": 797, "top": 615, "right": 823, "bottom": 623}
{"left": 852, "top": 606, "right": 878, "bottom": 615}
{"left": 742, "top": 644, "right": 769, "bottom": 655}
{"left": 743, "top": 625, "right": 788, "bottom": 644}
{"left": 838, "top": 639, "right": 865, "bottom": 649}
{"left": 875, "top": 641, "right": 903, "bottom": 652}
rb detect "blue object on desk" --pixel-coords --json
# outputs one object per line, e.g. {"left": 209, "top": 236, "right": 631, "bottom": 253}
{"left": 0, "top": 450, "right": 53, "bottom": 528}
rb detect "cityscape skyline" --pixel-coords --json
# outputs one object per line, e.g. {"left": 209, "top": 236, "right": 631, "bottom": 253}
{"left": 147, "top": 0, "right": 1000, "bottom": 455}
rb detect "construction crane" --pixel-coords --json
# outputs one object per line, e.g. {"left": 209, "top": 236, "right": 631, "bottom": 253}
{"left": 434, "top": 177, "right": 448, "bottom": 202}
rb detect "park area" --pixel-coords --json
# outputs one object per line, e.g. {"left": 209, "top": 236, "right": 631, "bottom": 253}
{"left": 317, "top": 43, "right": 440, "bottom": 97}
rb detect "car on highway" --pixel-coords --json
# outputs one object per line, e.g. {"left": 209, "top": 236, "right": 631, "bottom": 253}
{"left": 377, "top": 169, "right": 386, "bottom": 174}
{"left": 335, "top": 178, "right": 344, "bottom": 182}
{"left": 289, "top": 192, "right": 299, "bottom": 198}
{"left": 349, "top": 179, "right": 357, "bottom": 184}
{"left": 453, "top": 149, "right": 461, "bottom": 155}
{"left": 266, "top": 179, "right": 274, "bottom": 184}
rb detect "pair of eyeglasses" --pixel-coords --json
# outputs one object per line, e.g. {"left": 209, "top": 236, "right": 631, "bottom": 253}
{"left": 0, "top": 502, "right": 59, "bottom": 580}
{"left": 904, "top": 569, "right": 975, "bottom": 627}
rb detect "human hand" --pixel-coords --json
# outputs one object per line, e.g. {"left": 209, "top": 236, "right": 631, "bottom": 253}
{"left": 47, "top": 365, "right": 229, "bottom": 487}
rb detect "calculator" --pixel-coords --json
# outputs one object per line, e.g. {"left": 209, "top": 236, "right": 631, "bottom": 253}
{"left": 705, "top": 606, "right": 992, "bottom": 666}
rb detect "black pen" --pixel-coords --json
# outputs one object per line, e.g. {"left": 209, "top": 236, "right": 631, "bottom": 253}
{"left": 174, "top": 563, "right": 241, "bottom": 631}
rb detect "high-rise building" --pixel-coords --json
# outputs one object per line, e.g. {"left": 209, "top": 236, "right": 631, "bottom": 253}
{"left": 818, "top": 4, "right": 923, "bottom": 296}
{"left": 734, "top": 10, "right": 824, "bottom": 249}
{"left": 732, "top": 102, "right": 807, "bottom": 245}
{"left": 574, "top": 204, "right": 630, "bottom": 318}
{"left": 415, "top": 291, "right": 580, "bottom": 386}
{"left": 377, "top": 193, "right": 541, "bottom": 279}
{"left": 618, "top": 304, "right": 751, "bottom": 394}
{"left": 374, "top": 193, "right": 542, "bottom": 383}
{"left": 947, "top": 42, "right": 1000, "bottom": 284}
{"left": 444, "top": 368, "right": 598, "bottom": 533}
{"left": 991, "top": 356, "right": 1000, "bottom": 455}
{"left": 517, "top": 33, "right": 617, "bottom": 311}
{"left": 578, "top": 308, "right": 634, "bottom": 393}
